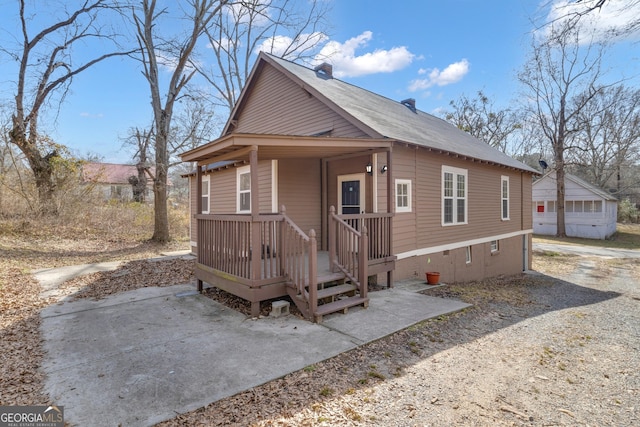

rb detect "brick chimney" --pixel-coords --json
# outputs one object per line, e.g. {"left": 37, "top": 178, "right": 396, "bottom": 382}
{"left": 314, "top": 62, "right": 333, "bottom": 78}
{"left": 401, "top": 98, "right": 416, "bottom": 112}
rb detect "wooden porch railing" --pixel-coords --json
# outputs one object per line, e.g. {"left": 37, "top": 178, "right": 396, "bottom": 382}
{"left": 335, "top": 211, "right": 393, "bottom": 261}
{"left": 196, "top": 212, "right": 284, "bottom": 284}
{"left": 195, "top": 206, "right": 391, "bottom": 321}
{"left": 328, "top": 206, "right": 368, "bottom": 300}
{"left": 280, "top": 207, "right": 318, "bottom": 316}
{"left": 196, "top": 207, "right": 320, "bottom": 319}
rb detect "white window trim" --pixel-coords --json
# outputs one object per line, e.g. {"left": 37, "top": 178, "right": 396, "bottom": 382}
{"left": 236, "top": 165, "right": 251, "bottom": 213}
{"left": 442, "top": 165, "right": 468, "bottom": 226}
{"left": 337, "top": 173, "right": 366, "bottom": 215}
{"left": 395, "top": 179, "right": 412, "bottom": 213}
{"left": 490, "top": 240, "right": 499, "bottom": 253}
{"left": 465, "top": 246, "right": 472, "bottom": 264}
{"left": 501, "top": 175, "right": 510, "bottom": 221}
{"left": 201, "top": 175, "right": 210, "bottom": 214}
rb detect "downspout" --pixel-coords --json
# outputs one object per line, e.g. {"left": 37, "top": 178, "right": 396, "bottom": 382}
{"left": 521, "top": 171, "right": 528, "bottom": 271}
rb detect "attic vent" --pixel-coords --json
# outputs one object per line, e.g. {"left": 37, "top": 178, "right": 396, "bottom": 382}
{"left": 314, "top": 62, "right": 333, "bottom": 78}
{"left": 401, "top": 98, "right": 416, "bottom": 112}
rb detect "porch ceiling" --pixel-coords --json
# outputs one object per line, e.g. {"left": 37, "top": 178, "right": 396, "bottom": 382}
{"left": 181, "top": 133, "right": 392, "bottom": 166}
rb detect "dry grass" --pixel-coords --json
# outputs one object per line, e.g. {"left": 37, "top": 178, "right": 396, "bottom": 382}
{"left": 421, "top": 274, "right": 552, "bottom": 307}
{"left": 0, "top": 202, "right": 190, "bottom": 406}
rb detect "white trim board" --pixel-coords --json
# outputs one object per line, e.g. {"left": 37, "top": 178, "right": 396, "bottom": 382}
{"left": 396, "top": 229, "right": 533, "bottom": 260}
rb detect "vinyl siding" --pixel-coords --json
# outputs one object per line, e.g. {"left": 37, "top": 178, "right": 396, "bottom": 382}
{"left": 188, "top": 161, "right": 274, "bottom": 252}
{"left": 393, "top": 150, "right": 418, "bottom": 254}
{"left": 391, "top": 145, "right": 531, "bottom": 277}
{"left": 376, "top": 153, "right": 389, "bottom": 212}
{"left": 235, "top": 64, "right": 369, "bottom": 138}
{"left": 278, "top": 158, "right": 322, "bottom": 236}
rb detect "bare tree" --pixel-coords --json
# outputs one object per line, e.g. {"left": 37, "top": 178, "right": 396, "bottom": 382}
{"left": 197, "top": 0, "right": 331, "bottom": 111}
{"left": 132, "top": 0, "right": 226, "bottom": 242}
{"left": 518, "top": 23, "right": 608, "bottom": 237}
{"left": 122, "top": 97, "right": 217, "bottom": 203}
{"left": 5, "top": 0, "right": 134, "bottom": 215}
{"left": 122, "top": 126, "right": 154, "bottom": 203}
{"left": 168, "top": 96, "right": 220, "bottom": 167}
{"left": 571, "top": 85, "right": 640, "bottom": 192}
{"left": 442, "top": 91, "right": 521, "bottom": 154}
{"left": 542, "top": 0, "right": 640, "bottom": 38}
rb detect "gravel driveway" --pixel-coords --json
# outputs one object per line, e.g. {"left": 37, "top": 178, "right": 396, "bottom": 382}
{"left": 347, "top": 245, "right": 640, "bottom": 426}
{"left": 161, "top": 243, "right": 639, "bottom": 426}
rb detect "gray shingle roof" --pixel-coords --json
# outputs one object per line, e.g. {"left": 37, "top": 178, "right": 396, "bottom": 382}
{"left": 567, "top": 174, "right": 616, "bottom": 201}
{"left": 533, "top": 171, "right": 617, "bottom": 201}
{"left": 264, "top": 53, "right": 536, "bottom": 173}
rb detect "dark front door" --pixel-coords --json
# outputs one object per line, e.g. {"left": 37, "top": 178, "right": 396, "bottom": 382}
{"left": 341, "top": 180, "right": 361, "bottom": 214}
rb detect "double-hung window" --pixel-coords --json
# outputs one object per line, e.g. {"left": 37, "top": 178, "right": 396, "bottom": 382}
{"left": 395, "top": 179, "right": 412, "bottom": 213}
{"left": 201, "top": 175, "right": 210, "bottom": 214}
{"left": 501, "top": 176, "right": 510, "bottom": 220}
{"left": 237, "top": 166, "right": 251, "bottom": 213}
{"left": 442, "top": 166, "right": 467, "bottom": 225}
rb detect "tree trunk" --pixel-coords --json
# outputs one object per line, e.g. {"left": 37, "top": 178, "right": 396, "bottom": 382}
{"left": 152, "top": 121, "right": 170, "bottom": 242}
{"left": 152, "top": 172, "right": 169, "bottom": 241}
{"left": 555, "top": 96, "right": 567, "bottom": 238}
{"left": 555, "top": 161, "right": 567, "bottom": 238}
{"left": 10, "top": 123, "right": 57, "bottom": 215}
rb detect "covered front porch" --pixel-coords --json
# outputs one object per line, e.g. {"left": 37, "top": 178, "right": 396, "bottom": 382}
{"left": 182, "top": 133, "right": 397, "bottom": 322}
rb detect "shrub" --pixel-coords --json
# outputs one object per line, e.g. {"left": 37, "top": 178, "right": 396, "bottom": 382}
{"left": 618, "top": 198, "right": 639, "bottom": 223}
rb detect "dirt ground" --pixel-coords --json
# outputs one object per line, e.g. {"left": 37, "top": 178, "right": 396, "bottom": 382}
{"left": 1, "top": 232, "right": 639, "bottom": 426}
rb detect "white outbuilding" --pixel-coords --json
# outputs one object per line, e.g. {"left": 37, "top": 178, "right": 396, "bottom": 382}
{"left": 532, "top": 171, "right": 618, "bottom": 239}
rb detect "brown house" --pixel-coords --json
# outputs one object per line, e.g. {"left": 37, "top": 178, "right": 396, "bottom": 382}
{"left": 181, "top": 52, "right": 537, "bottom": 322}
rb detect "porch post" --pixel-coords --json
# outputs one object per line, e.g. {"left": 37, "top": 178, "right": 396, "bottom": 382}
{"left": 250, "top": 148, "right": 261, "bottom": 317}
{"left": 321, "top": 158, "right": 328, "bottom": 251}
{"left": 359, "top": 226, "right": 368, "bottom": 300}
{"left": 386, "top": 148, "right": 394, "bottom": 288}
{"left": 196, "top": 164, "right": 203, "bottom": 292}
{"left": 196, "top": 164, "right": 203, "bottom": 215}
{"left": 328, "top": 206, "right": 336, "bottom": 272}
{"left": 250, "top": 147, "right": 261, "bottom": 278}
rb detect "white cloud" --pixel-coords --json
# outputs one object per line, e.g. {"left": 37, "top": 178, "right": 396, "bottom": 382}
{"left": 408, "top": 59, "right": 470, "bottom": 91}
{"left": 224, "top": 1, "right": 271, "bottom": 27}
{"left": 545, "top": 0, "right": 640, "bottom": 43}
{"left": 254, "top": 32, "right": 329, "bottom": 58}
{"left": 80, "top": 112, "right": 104, "bottom": 118}
{"left": 313, "top": 31, "right": 415, "bottom": 78}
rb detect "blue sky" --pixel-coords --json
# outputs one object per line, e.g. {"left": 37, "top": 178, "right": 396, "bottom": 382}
{"left": 1, "top": 0, "right": 638, "bottom": 164}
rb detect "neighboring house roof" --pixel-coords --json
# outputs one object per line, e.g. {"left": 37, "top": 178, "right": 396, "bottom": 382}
{"left": 222, "top": 52, "right": 536, "bottom": 174}
{"left": 533, "top": 171, "right": 617, "bottom": 201}
{"left": 82, "top": 162, "right": 154, "bottom": 185}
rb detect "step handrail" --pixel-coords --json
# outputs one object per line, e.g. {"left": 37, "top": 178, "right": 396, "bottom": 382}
{"left": 280, "top": 206, "right": 318, "bottom": 316}
{"left": 328, "top": 206, "right": 368, "bottom": 300}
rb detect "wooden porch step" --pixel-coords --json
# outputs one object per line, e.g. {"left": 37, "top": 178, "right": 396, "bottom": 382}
{"left": 316, "top": 283, "right": 357, "bottom": 300}
{"left": 314, "top": 296, "right": 369, "bottom": 323}
{"left": 312, "top": 271, "right": 346, "bottom": 286}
